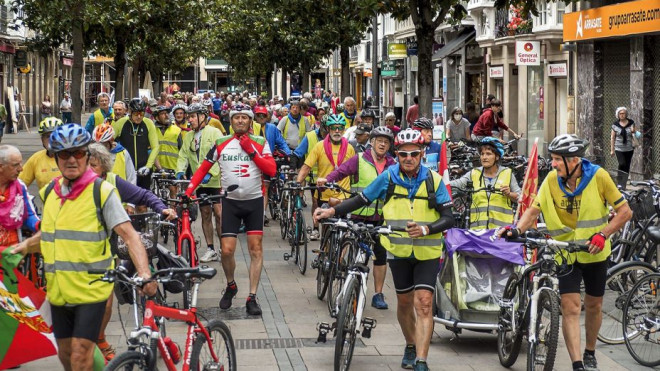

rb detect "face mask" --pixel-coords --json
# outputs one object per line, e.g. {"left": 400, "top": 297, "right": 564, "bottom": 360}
{"left": 453, "top": 114, "right": 462, "bottom": 121}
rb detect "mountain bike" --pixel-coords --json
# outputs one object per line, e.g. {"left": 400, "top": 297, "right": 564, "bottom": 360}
{"left": 497, "top": 231, "right": 590, "bottom": 371}
{"left": 97, "top": 266, "right": 237, "bottom": 371}
{"left": 622, "top": 270, "right": 660, "bottom": 367}
{"left": 281, "top": 181, "right": 316, "bottom": 275}
{"left": 279, "top": 167, "right": 298, "bottom": 240}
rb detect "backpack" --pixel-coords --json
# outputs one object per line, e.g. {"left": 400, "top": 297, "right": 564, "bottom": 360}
{"left": 385, "top": 171, "right": 438, "bottom": 210}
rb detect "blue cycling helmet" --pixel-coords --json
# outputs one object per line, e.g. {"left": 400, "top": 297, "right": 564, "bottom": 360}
{"left": 49, "top": 123, "right": 92, "bottom": 153}
{"left": 479, "top": 137, "right": 504, "bottom": 158}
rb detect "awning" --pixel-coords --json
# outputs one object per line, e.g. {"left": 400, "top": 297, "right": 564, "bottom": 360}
{"left": 205, "top": 65, "right": 229, "bottom": 71}
{"left": 432, "top": 30, "right": 476, "bottom": 62}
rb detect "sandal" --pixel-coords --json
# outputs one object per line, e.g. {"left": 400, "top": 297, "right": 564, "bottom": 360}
{"left": 97, "top": 339, "right": 116, "bottom": 361}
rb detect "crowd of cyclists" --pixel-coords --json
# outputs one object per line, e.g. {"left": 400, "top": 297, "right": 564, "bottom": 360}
{"left": 0, "top": 87, "right": 643, "bottom": 371}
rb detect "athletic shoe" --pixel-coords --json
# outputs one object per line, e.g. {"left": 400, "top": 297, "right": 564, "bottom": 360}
{"left": 413, "top": 360, "right": 429, "bottom": 371}
{"left": 401, "top": 344, "right": 416, "bottom": 369}
{"left": 246, "top": 296, "right": 263, "bottom": 316}
{"left": 583, "top": 352, "right": 599, "bottom": 371}
{"left": 219, "top": 284, "right": 238, "bottom": 309}
{"left": 200, "top": 249, "right": 219, "bottom": 262}
{"left": 264, "top": 216, "right": 270, "bottom": 226}
{"left": 309, "top": 229, "right": 320, "bottom": 241}
{"left": 371, "top": 293, "right": 389, "bottom": 309}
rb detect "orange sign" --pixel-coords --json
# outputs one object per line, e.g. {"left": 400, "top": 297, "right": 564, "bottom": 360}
{"left": 564, "top": 0, "right": 660, "bottom": 42}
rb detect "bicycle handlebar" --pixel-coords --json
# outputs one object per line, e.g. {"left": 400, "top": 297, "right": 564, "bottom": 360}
{"left": 504, "top": 231, "right": 589, "bottom": 253}
{"left": 88, "top": 266, "right": 217, "bottom": 286}
{"left": 321, "top": 217, "right": 394, "bottom": 235}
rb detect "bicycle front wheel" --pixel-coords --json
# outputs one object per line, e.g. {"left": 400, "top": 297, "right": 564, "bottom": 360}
{"left": 180, "top": 239, "right": 194, "bottom": 309}
{"left": 334, "top": 276, "right": 360, "bottom": 371}
{"left": 316, "top": 235, "right": 331, "bottom": 300}
{"left": 599, "top": 261, "right": 655, "bottom": 344}
{"left": 191, "top": 319, "right": 237, "bottom": 371}
{"left": 497, "top": 273, "right": 524, "bottom": 367}
{"left": 105, "top": 350, "right": 149, "bottom": 371}
{"left": 328, "top": 240, "right": 352, "bottom": 317}
{"left": 295, "top": 209, "right": 308, "bottom": 275}
{"left": 622, "top": 273, "right": 660, "bottom": 367}
{"left": 527, "top": 289, "right": 560, "bottom": 371}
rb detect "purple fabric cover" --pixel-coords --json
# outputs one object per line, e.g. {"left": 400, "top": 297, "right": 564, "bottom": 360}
{"left": 445, "top": 228, "right": 524, "bottom": 265}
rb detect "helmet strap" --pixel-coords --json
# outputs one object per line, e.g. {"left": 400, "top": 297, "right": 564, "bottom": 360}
{"left": 561, "top": 156, "right": 581, "bottom": 185}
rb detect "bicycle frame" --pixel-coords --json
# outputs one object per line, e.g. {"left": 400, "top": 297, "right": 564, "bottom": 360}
{"left": 526, "top": 274, "right": 559, "bottom": 344}
{"left": 176, "top": 207, "right": 197, "bottom": 267}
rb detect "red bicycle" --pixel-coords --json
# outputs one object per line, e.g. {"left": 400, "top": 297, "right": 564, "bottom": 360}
{"left": 97, "top": 266, "right": 237, "bottom": 371}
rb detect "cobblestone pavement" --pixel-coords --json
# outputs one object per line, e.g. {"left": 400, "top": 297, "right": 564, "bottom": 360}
{"left": 4, "top": 128, "right": 644, "bottom": 370}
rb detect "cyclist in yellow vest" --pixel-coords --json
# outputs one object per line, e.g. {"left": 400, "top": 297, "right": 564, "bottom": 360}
{"left": 317, "top": 126, "right": 396, "bottom": 310}
{"left": 11, "top": 124, "right": 156, "bottom": 371}
{"left": 450, "top": 137, "right": 520, "bottom": 229}
{"left": 278, "top": 100, "right": 312, "bottom": 150}
{"left": 84, "top": 92, "right": 113, "bottom": 134}
{"left": 172, "top": 103, "right": 190, "bottom": 132}
{"left": 152, "top": 105, "right": 182, "bottom": 172}
{"left": 19, "top": 117, "right": 62, "bottom": 189}
{"left": 497, "top": 134, "right": 632, "bottom": 371}
{"left": 314, "top": 128, "right": 454, "bottom": 370}
{"left": 339, "top": 96, "right": 362, "bottom": 128}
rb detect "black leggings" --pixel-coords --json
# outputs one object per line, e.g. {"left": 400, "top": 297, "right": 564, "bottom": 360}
{"left": 615, "top": 150, "right": 634, "bottom": 173}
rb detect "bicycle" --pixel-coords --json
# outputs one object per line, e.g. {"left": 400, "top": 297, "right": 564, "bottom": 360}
{"left": 452, "top": 182, "right": 515, "bottom": 230}
{"left": 622, "top": 270, "right": 660, "bottom": 367}
{"left": 266, "top": 159, "right": 288, "bottom": 221}
{"left": 281, "top": 181, "right": 316, "bottom": 275}
{"left": 497, "top": 231, "right": 589, "bottom": 371}
{"left": 97, "top": 266, "right": 237, "bottom": 371}
{"left": 150, "top": 170, "right": 179, "bottom": 244}
{"left": 278, "top": 167, "right": 298, "bottom": 241}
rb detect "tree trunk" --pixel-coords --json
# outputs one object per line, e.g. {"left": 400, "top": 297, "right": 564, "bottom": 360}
{"left": 255, "top": 73, "right": 261, "bottom": 95}
{"left": 340, "top": 45, "right": 350, "bottom": 99}
{"left": 71, "top": 17, "right": 84, "bottom": 123}
{"left": 281, "top": 67, "right": 288, "bottom": 100}
{"left": 113, "top": 29, "right": 127, "bottom": 102}
{"left": 415, "top": 27, "right": 434, "bottom": 118}
{"left": 151, "top": 68, "right": 163, "bottom": 95}
{"left": 302, "top": 64, "right": 310, "bottom": 94}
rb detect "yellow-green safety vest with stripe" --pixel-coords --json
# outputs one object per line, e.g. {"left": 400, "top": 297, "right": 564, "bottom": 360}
{"left": 283, "top": 116, "right": 307, "bottom": 144}
{"left": 40, "top": 178, "right": 115, "bottom": 306}
{"left": 304, "top": 130, "right": 320, "bottom": 176}
{"left": 350, "top": 153, "right": 382, "bottom": 218}
{"left": 157, "top": 125, "right": 181, "bottom": 170}
{"left": 94, "top": 109, "right": 112, "bottom": 127}
{"left": 539, "top": 170, "right": 611, "bottom": 264}
{"left": 112, "top": 149, "right": 129, "bottom": 181}
{"left": 380, "top": 171, "right": 444, "bottom": 260}
{"left": 469, "top": 167, "right": 514, "bottom": 230}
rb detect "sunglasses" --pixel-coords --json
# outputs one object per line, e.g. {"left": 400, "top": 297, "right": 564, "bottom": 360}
{"left": 397, "top": 150, "right": 422, "bottom": 158}
{"left": 255, "top": 114, "right": 268, "bottom": 119}
{"left": 57, "top": 149, "right": 87, "bottom": 160}
{"left": 328, "top": 125, "right": 344, "bottom": 132}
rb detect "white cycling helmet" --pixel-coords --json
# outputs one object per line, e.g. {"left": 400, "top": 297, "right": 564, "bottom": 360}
{"left": 394, "top": 128, "right": 425, "bottom": 148}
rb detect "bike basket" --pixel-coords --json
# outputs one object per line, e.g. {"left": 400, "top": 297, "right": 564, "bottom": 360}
{"left": 113, "top": 213, "right": 159, "bottom": 260}
{"left": 629, "top": 191, "right": 655, "bottom": 222}
{"left": 155, "top": 244, "right": 189, "bottom": 294}
{"left": 177, "top": 203, "right": 199, "bottom": 222}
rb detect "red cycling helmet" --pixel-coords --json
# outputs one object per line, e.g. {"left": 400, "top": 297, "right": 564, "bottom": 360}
{"left": 254, "top": 105, "right": 268, "bottom": 116}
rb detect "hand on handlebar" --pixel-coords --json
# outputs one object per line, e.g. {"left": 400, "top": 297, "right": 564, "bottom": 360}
{"left": 495, "top": 225, "right": 521, "bottom": 240}
{"left": 313, "top": 207, "right": 335, "bottom": 223}
{"left": 316, "top": 177, "right": 328, "bottom": 188}
{"left": 587, "top": 232, "right": 606, "bottom": 255}
{"left": 162, "top": 208, "right": 177, "bottom": 221}
{"left": 140, "top": 279, "right": 158, "bottom": 297}
{"left": 406, "top": 222, "right": 428, "bottom": 238}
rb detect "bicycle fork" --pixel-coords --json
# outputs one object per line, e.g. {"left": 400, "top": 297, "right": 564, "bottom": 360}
{"left": 527, "top": 275, "right": 558, "bottom": 344}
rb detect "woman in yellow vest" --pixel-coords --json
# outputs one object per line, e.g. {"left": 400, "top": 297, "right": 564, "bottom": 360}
{"left": 450, "top": 137, "right": 520, "bottom": 230}
{"left": 313, "top": 129, "right": 455, "bottom": 370}
{"left": 498, "top": 134, "right": 632, "bottom": 371}
{"left": 11, "top": 123, "right": 157, "bottom": 371}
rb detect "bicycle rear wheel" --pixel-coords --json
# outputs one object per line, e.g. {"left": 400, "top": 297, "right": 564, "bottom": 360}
{"left": 295, "top": 209, "right": 308, "bottom": 275}
{"left": 622, "top": 273, "right": 660, "bottom": 367}
{"left": 316, "top": 234, "right": 332, "bottom": 300}
{"left": 191, "top": 319, "right": 237, "bottom": 371}
{"left": 334, "top": 276, "right": 359, "bottom": 371}
{"left": 497, "top": 273, "right": 524, "bottom": 367}
{"left": 268, "top": 182, "right": 280, "bottom": 220}
{"left": 105, "top": 350, "right": 149, "bottom": 371}
{"left": 527, "top": 289, "right": 560, "bottom": 371}
{"left": 599, "top": 261, "right": 655, "bottom": 344}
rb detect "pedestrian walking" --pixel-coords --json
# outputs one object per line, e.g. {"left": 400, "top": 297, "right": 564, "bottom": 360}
{"left": 60, "top": 93, "right": 72, "bottom": 124}
{"left": 40, "top": 95, "right": 52, "bottom": 121}
{"left": 610, "top": 106, "right": 639, "bottom": 187}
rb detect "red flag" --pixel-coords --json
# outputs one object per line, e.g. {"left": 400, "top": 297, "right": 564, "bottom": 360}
{"left": 439, "top": 132, "right": 452, "bottom": 198}
{"left": 515, "top": 138, "right": 539, "bottom": 226}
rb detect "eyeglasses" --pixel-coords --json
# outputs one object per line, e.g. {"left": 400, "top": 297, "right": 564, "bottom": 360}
{"left": 255, "top": 114, "right": 268, "bottom": 119}
{"left": 374, "top": 138, "right": 390, "bottom": 146}
{"left": 328, "top": 125, "right": 345, "bottom": 132}
{"left": 397, "top": 150, "right": 422, "bottom": 158}
{"left": 57, "top": 149, "right": 87, "bottom": 160}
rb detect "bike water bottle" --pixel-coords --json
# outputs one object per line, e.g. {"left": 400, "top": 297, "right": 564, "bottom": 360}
{"left": 163, "top": 336, "right": 181, "bottom": 364}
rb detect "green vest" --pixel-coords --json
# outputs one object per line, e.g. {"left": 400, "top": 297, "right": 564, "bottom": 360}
{"left": 380, "top": 171, "right": 444, "bottom": 260}
{"left": 157, "top": 124, "right": 181, "bottom": 170}
{"left": 469, "top": 167, "right": 514, "bottom": 230}
{"left": 351, "top": 153, "right": 382, "bottom": 218}
{"left": 283, "top": 116, "right": 307, "bottom": 143}
{"left": 94, "top": 108, "right": 111, "bottom": 127}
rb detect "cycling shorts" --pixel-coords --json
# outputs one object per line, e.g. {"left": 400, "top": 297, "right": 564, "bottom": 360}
{"left": 136, "top": 173, "right": 152, "bottom": 191}
{"left": 558, "top": 260, "right": 608, "bottom": 297}
{"left": 221, "top": 197, "right": 264, "bottom": 237}
{"left": 388, "top": 257, "right": 440, "bottom": 294}
{"left": 51, "top": 301, "right": 107, "bottom": 341}
{"left": 196, "top": 187, "right": 221, "bottom": 206}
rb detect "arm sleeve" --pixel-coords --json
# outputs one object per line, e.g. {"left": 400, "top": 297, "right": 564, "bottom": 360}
{"left": 333, "top": 193, "right": 370, "bottom": 216}
{"left": 426, "top": 206, "right": 455, "bottom": 235}
{"left": 124, "top": 151, "right": 137, "bottom": 185}
{"left": 293, "top": 136, "right": 309, "bottom": 159}
{"left": 85, "top": 115, "right": 95, "bottom": 134}
{"left": 115, "top": 176, "right": 167, "bottom": 213}
{"left": 326, "top": 154, "right": 358, "bottom": 183}
{"left": 274, "top": 128, "right": 292, "bottom": 155}
{"left": 450, "top": 170, "right": 472, "bottom": 190}
{"left": 176, "top": 135, "right": 190, "bottom": 174}
{"left": 145, "top": 121, "right": 160, "bottom": 169}
{"left": 509, "top": 171, "right": 521, "bottom": 194}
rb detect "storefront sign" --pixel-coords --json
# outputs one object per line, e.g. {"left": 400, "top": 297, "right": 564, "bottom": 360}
{"left": 363, "top": 68, "right": 372, "bottom": 77}
{"left": 388, "top": 43, "right": 407, "bottom": 60}
{"left": 332, "top": 69, "right": 341, "bottom": 77}
{"left": 381, "top": 60, "right": 397, "bottom": 77}
{"left": 0, "top": 44, "right": 15, "bottom": 54}
{"left": 406, "top": 39, "right": 418, "bottom": 56}
{"left": 547, "top": 62, "right": 567, "bottom": 77}
{"left": 489, "top": 66, "right": 504, "bottom": 78}
{"left": 564, "top": 0, "right": 660, "bottom": 42}
{"left": 515, "top": 41, "right": 541, "bottom": 66}
{"left": 14, "top": 50, "right": 27, "bottom": 68}
{"left": 62, "top": 58, "right": 73, "bottom": 67}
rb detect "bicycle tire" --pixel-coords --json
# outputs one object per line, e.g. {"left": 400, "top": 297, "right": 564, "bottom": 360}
{"left": 622, "top": 273, "right": 660, "bottom": 367}
{"left": 180, "top": 239, "right": 194, "bottom": 309}
{"left": 316, "top": 236, "right": 331, "bottom": 300}
{"left": 268, "top": 182, "right": 280, "bottom": 220}
{"left": 104, "top": 350, "right": 149, "bottom": 371}
{"left": 527, "top": 289, "right": 560, "bottom": 371}
{"left": 497, "top": 273, "right": 524, "bottom": 367}
{"left": 295, "top": 209, "right": 307, "bottom": 275}
{"left": 334, "top": 275, "right": 360, "bottom": 371}
{"left": 328, "top": 240, "right": 352, "bottom": 317}
{"left": 190, "top": 319, "right": 237, "bottom": 371}
{"left": 279, "top": 195, "right": 289, "bottom": 240}
{"left": 599, "top": 261, "right": 655, "bottom": 344}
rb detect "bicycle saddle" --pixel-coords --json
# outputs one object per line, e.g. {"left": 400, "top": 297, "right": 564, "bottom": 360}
{"left": 645, "top": 226, "right": 660, "bottom": 245}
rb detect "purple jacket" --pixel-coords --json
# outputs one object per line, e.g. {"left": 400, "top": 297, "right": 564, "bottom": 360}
{"left": 326, "top": 149, "right": 396, "bottom": 185}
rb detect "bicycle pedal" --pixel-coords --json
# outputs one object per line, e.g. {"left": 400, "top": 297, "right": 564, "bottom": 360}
{"left": 316, "top": 322, "right": 332, "bottom": 343}
{"left": 311, "top": 258, "right": 319, "bottom": 269}
{"left": 361, "top": 317, "right": 377, "bottom": 338}
{"left": 283, "top": 253, "right": 291, "bottom": 261}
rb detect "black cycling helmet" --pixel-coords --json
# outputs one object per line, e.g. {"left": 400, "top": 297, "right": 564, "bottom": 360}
{"left": 153, "top": 105, "right": 171, "bottom": 115}
{"left": 361, "top": 109, "right": 376, "bottom": 118}
{"left": 412, "top": 117, "right": 434, "bottom": 130}
{"left": 370, "top": 126, "right": 394, "bottom": 141}
{"left": 548, "top": 134, "right": 589, "bottom": 157}
{"left": 128, "top": 98, "right": 146, "bottom": 112}
{"left": 187, "top": 103, "right": 208, "bottom": 115}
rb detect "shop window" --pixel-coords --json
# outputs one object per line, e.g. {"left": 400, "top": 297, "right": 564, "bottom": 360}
{"left": 527, "top": 65, "right": 544, "bottom": 155}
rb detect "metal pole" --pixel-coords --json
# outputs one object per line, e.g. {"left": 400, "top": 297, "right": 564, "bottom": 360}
{"left": 371, "top": 14, "right": 379, "bottom": 124}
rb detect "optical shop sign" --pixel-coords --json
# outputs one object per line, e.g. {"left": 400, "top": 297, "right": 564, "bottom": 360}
{"left": 515, "top": 41, "right": 540, "bottom": 66}
{"left": 563, "top": 0, "right": 660, "bottom": 42}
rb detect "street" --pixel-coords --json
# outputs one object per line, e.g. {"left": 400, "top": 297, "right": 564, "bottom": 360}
{"left": 2, "top": 127, "right": 647, "bottom": 371}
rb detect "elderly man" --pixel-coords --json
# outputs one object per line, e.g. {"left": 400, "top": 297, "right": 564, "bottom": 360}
{"left": 339, "top": 97, "right": 361, "bottom": 127}
{"left": 60, "top": 93, "right": 72, "bottom": 124}
{"left": 348, "top": 122, "right": 373, "bottom": 153}
{"left": 85, "top": 92, "right": 113, "bottom": 133}
{"left": 112, "top": 100, "right": 128, "bottom": 122}
{"left": 278, "top": 100, "right": 312, "bottom": 150}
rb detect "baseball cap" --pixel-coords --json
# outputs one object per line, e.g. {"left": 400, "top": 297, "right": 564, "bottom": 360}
{"left": 354, "top": 123, "right": 373, "bottom": 135}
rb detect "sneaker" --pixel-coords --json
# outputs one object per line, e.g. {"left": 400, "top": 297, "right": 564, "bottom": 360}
{"left": 401, "top": 344, "right": 416, "bottom": 369}
{"left": 219, "top": 284, "right": 238, "bottom": 309}
{"left": 371, "top": 293, "right": 389, "bottom": 309}
{"left": 264, "top": 216, "right": 270, "bottom": 226}
{"left": 583, "top": 352, "right": 599, "bottom": 371}
{"left": 413, "top": 360, "right": 429, "bottom": 371}
{"left": 246, "top": 296, "right": 263, "bottom": 316}
{"left": 309, "top": 229, "right": 320, "bottom": 241}
{"left": 200, "top": 249, "right": 219, "bottom": 262}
